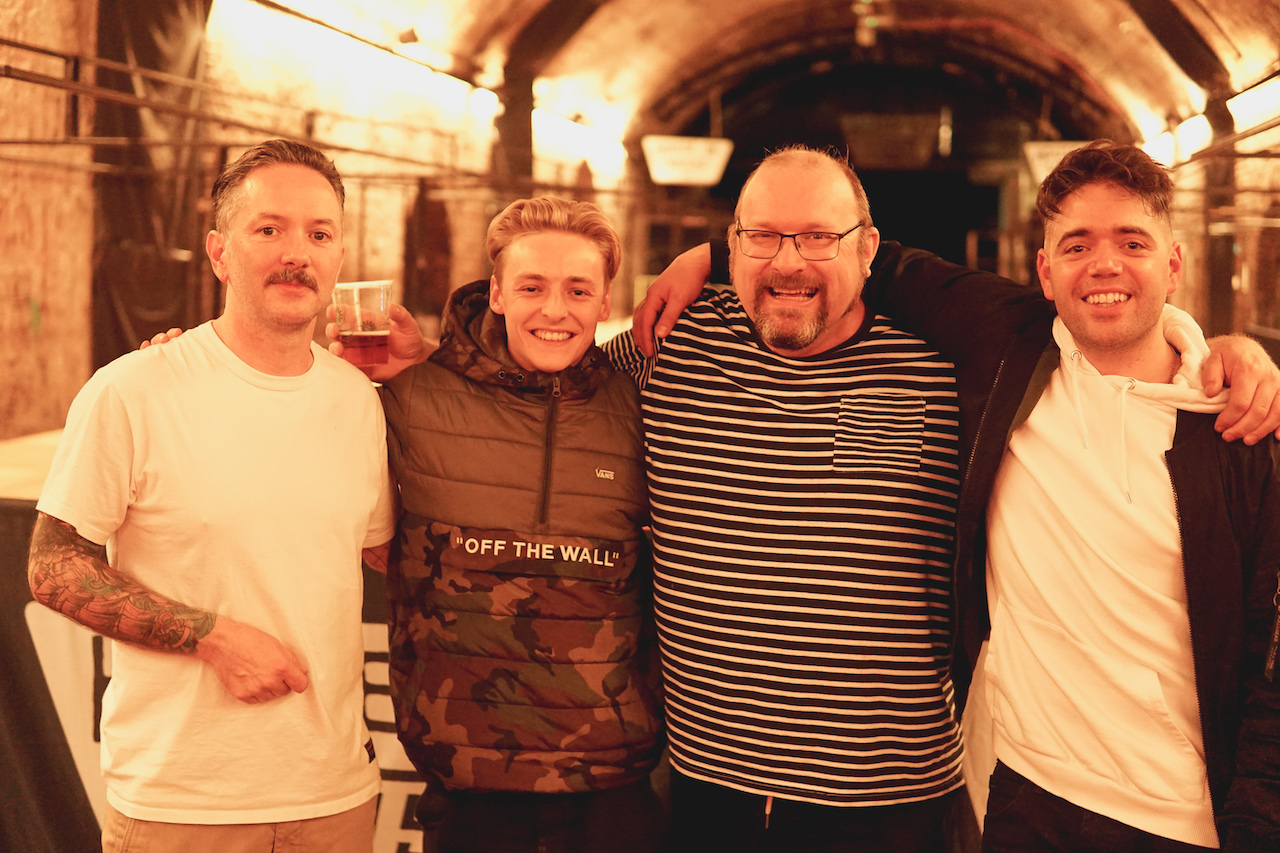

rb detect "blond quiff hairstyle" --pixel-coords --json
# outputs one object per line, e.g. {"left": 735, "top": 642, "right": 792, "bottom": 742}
{"left": 486, "top": 197, "right": 621, "bottom": 282}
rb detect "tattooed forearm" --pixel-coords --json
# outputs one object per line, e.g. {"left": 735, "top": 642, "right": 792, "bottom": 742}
{"left": 362, "top": 541, "right": 391, "bottom": 575}
{"left": 27, "top": 512, "right": 216, "bottom": 653}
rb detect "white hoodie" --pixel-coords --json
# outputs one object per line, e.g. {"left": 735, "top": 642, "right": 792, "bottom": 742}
{"left": 983, "top": 310, "right": 1228, "bottom": 848}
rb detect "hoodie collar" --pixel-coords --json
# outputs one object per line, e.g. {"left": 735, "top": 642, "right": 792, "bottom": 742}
{"left": 1051, "top": 313, "right": 1229, "bottom": 412}
{"left": 430, "top": 280, "right": 613, "bottom": 402}
{"left": 1051, "top": 311, "right": 1228, "bottom": 504}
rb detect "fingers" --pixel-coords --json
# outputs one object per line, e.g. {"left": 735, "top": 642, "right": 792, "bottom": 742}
{"left": 1217, "top": 393, "right": 1259, "bottom": 442}
{"left": 232, "top": 658, "right": 308, "bottom": 704}
{"left": 1254, "top": 393, "right": 1280, "bottom": 444}
{"left": 284, "top": 662, "right": 310, "bottom": 694}
{"left": 632, "top": 298, "right": 658, "bottom": 358}
{"left": 1201, "top": 353, "right": 1226, "bottom": 396}
{"left": 388, "top": 302, "right": 417, "bottom": 328}
{"left": 655, "top": 299, "right": 685, "bottom": 342}
{"left": 236, "top": 684, "right": 292, "bottom": 704}
{"left": 139, "top": 328, "right": 184, "bottom": 350}
{"left": 1214, "top": 354, "right": 1280, "bottom": 443}
{"left": 323, "top": 320, "right": 341, "bottom": 344}
{"left": 196, "top": 617, "right": 311, "bottom": 703}
{"left": 1218, "top": 384, "right": 1280, "bottom": 443}
{"left": 1206, "top": 336, "right": 1280, "bottom": 443}
{"left": 1214, "top": 380, "right": 1251, "bottom": 436}
{"left": 1222, "top": 386, "right": 1280, "bottom": 445}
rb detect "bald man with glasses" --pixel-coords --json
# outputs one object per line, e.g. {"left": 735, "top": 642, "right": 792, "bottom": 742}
{"left": 602, "top": 145, "right": 971, "bottom": 853}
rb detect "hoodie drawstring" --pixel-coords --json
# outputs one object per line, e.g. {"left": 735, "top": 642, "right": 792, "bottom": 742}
{"left": 1119, "top": 378, "right": 1136, "bottom": 504}
{"left": 1068, "top": 350, "right": 1090, "bottom": 449}
{"left": 1068, "top": 349, "right": 1136, "bottom": 503}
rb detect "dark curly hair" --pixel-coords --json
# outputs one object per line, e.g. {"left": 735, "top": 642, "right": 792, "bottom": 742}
{"left": 1036, "top": 140, "right": 1173, "bottom": 225}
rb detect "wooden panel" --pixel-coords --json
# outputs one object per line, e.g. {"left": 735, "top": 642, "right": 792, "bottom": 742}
{"left": 0, "top": 0, "right": 98, "bottom": 441}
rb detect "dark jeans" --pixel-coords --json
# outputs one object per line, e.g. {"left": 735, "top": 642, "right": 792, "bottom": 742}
{"left": 416, "top": 779, "right": 666, "bottom": 853}
{"left": 664, "top": 768, "right": 973, "bottom": 853}
{"left": 982, "top": 761, "right": 1215, "bottom": 853}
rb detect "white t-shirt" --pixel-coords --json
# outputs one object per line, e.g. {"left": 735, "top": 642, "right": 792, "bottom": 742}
{"left": 37, "top": 322, "right": 396, "bottom": 824}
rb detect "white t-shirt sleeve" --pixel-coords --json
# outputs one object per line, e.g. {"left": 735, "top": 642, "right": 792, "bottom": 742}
{"left": 37, "top": 368, "right": 136, "bottom": 546}
{"left": 364, "top": 411, "right": 397, "bottom": 548}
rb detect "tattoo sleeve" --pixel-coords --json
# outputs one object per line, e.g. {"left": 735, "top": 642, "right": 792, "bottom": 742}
{"left": 27, "top": 512, "right": 216, "bottom": 653}
{"left": 362, "top": 541, "right": 391, "bottom": 575}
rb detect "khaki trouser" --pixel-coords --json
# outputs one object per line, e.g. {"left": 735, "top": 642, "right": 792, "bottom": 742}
{"left": 102, "top": 796, "right": 377, "bottom": 853}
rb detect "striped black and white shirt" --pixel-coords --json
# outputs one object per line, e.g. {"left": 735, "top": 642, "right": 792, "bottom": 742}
{"left": 604, "top": 287, "right": 963, "bottom": 806}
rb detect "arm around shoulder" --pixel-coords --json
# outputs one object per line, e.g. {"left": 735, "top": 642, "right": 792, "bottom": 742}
{"left": 1201, "top": 334, "right": 1280, "bottom": 444}
{"left": 632, "top": 243, "right": 712, "bottom": 357}
{"left": 863, "top": 242, "right": 1054, "bottom": 365}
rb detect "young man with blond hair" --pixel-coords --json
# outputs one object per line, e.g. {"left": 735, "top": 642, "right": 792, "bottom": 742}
{"left": 377, "top": 196, "right": 663, "bottom": 853}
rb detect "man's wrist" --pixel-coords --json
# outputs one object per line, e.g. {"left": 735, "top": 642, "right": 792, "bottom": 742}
{"left": 189, "top": 613, "right": 220, "bottom": 656}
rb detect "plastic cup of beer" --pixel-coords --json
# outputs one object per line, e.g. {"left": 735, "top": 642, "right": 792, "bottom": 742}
{"left": 332, "top": 281, "right": 392, "bottom": 367}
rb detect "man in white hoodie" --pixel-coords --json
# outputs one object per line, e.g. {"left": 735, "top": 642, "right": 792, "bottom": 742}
{"left": 978, "top": 141, "right": 1280, "bottom": 851}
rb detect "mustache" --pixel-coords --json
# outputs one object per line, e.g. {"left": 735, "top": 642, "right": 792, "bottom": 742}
{"left": 755, "top": 271, "right": 824, "bottom": 291}
{"left": 267, "top": 269, "right": 319, "bottom": 289}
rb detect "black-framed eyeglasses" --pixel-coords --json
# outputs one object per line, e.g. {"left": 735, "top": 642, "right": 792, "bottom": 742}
{"left": 734, "top": 223, "right": 864, "bottom": 260}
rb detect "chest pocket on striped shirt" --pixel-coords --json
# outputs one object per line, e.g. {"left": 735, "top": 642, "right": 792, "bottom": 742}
{"left": 835, "top": 393, "right": 926, "bottom": 472}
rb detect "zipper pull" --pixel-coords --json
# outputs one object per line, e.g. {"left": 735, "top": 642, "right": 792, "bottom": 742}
{"left": 764, "top": 795, "right": 772, "bottom": 829}
{"left": 1266, "top": 572, "right": 1280, "bottom": 682}
{"left": 552, "top": 375, "right": 561, "bottom": 398}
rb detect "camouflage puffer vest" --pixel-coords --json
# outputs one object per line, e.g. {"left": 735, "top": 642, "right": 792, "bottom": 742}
{"left": 381, "top": 281, "right": 661, "bottom": 794}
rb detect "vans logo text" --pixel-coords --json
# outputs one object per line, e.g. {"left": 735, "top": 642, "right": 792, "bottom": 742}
{"left": 595, "top": 468, "right": 615, "bottom": 480}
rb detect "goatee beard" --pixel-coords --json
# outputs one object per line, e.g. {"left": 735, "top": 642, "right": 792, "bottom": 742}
{"left": 757, "top": 312, "right": 824, "bottom": 351}
{"left": 752, "top": 272, "right": 826, "bottom": 351}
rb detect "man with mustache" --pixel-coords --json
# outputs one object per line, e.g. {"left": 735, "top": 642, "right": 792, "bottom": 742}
{"left": 28, "top": 139, "right": 395, "bottom": 852}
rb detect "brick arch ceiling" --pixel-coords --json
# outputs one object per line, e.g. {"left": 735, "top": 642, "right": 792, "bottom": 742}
{"left": 377, "top": 0, "right": 1278, "bottom": 142}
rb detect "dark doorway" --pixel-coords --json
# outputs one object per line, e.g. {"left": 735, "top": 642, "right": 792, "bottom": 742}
{"left": 860, "top": 171, "right": 1000, "bottom": 265}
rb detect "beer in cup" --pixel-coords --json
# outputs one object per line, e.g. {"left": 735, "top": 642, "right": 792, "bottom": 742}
{"left": 332, "top": 281, "right": 392, "bottom": 366}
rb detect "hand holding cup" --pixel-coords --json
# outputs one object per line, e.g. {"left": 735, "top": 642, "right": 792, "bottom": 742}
{"left": 331, "top": 281, "right": 392, "bottom": 367}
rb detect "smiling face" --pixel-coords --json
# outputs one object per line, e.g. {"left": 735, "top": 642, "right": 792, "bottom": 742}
{"left": 206, "top": 163, "right": 345, "bottom": 336}
{"left": 489, "top": 230, "right": 612, "bottom": 374}
{"left": 729, "top": 157, "right": 880, "bottom": 356}
{"left": 1037, "top": 182, "right": 1182, "bottom": 374}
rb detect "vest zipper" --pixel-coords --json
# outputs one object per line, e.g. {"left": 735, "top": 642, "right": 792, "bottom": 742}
{"left": 537, "top": 376, "right": 561, "bottom": 528}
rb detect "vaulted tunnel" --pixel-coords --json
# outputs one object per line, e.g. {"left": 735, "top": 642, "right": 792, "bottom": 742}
{"left": 2, "top": 0, "right": 1279, "bottom": 434}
